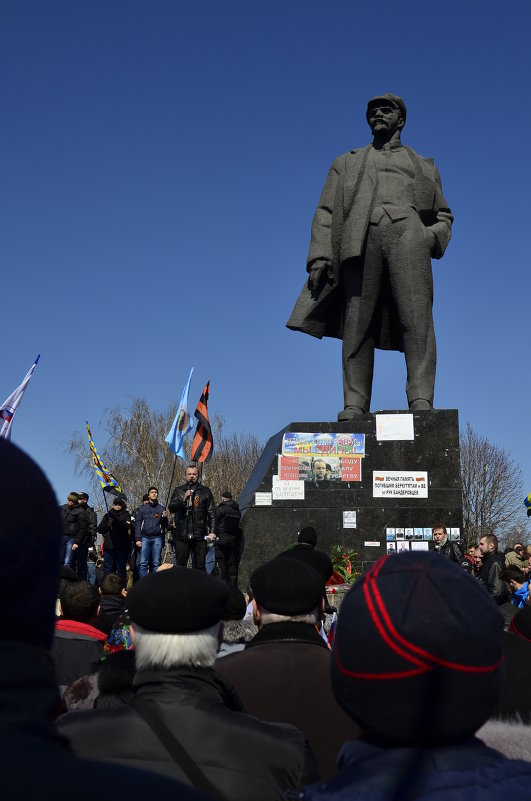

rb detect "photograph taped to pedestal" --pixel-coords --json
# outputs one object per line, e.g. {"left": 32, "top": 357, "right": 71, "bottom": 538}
{"left": 343, "top": 511, "right": 357, "bottom": 528}
{"left": 373, "top": 471, "right": 428, "bottom": 498}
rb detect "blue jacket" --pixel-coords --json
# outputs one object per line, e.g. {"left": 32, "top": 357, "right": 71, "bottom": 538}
{"left": 301, "top": 737, "right": 531, "bottom": 801}
{"left": 135, "top": 502, "right": 168, "bottom": 539}
{"left": 512, "top": 581, "right": 530, "bottom": 608}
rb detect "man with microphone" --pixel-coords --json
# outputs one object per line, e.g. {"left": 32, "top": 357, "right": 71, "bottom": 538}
{"left": 169, "top": 464, "right": 216, "bottom": 571}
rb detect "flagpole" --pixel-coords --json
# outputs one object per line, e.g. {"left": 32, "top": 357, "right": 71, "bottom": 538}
{"left": 164, "top": 454, "right": 178, "bottom": 509}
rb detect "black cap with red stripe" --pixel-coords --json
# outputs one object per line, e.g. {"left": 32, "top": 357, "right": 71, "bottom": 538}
{"left": 331, "top": 552, "right": 504, "bottom": 745}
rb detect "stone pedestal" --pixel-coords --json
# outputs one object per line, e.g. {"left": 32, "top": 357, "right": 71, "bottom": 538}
{"left": 238, "top": 410, "right": 462, "bottom": 587}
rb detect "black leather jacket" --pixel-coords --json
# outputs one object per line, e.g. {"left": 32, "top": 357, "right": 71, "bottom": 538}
{"left": 214, "top": 500, "right": 241, "bottom": 546}
{"left": 169, "top": 482, "right": 216, "bottom": 542}
{"left": 479, "top": 551, "right": 510, "bottom": 604}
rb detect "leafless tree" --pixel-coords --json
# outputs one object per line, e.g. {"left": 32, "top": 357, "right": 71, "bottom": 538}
{"left": 68, "top": 397, "right": 263, "bottom": 516}
{"left": 460, "top": 422, "right": 528, "bottom": 548}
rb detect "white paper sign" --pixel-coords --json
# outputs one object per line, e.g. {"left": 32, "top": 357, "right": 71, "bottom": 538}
{"left": 364, "top": 541, "right": 380, "bottom": 547}
{"left": 373, "top": 471, "right": 428, "bottom": 498}
{"left": 375, "top": 414, "right": 414, "bottom": 441}
{"left": 343, "top": 511, "right": 357, "bottom": 529}
{"left": 272, "top": 476, "right": 305, "bottom": 500}
{"left": 254, "top": 492, "right": 272, "bottom": 506}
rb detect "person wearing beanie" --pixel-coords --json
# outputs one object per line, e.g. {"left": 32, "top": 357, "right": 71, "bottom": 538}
{"left": 97, "top": 496, "right": 134, "bottom": 580}
{"left": 0, "top": 438, "right": 211, "bottom": 800}
{"left": 278, "top": 526, "right": 333, "bottom": 584}
{"left": 216, "top": 558, "right": 359, "bottom": 780}
{"left": 214, "top": 489, "right": 241, "bottom": 584}
{"left": 58, "top": 567, "right": 319, "bottom": 799}
{"left": 301, "top": 551, "right": 531, "bottom": 801}
{"left": 60, "top": 490, "right": 90, "bottom": 580}
{"left": 77, "top": 491, "right": 98, "bottom": 548}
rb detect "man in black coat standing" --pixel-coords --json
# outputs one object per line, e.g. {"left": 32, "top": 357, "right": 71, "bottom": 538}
{"left": 60, "top": 491, "right": 89, "bottom": 580}
{"left": 169, "top": 464, "right": 216, "bottom": 570}
{"left": 215, "top": 558, "right": 359, "bottom": 780}
{"left": 215, "top": 490, "right": 241, "bottom": 584}
{"left": 479, "top": 533, "right": 510, "bottom": 605}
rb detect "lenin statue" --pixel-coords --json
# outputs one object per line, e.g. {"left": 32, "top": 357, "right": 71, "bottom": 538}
{"left": 287, "top": 94, "right": 453, "bottom": 420}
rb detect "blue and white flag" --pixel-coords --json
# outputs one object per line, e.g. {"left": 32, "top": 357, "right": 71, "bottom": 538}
{"left": 165, "top": 367, "right": 194, "bottom": 460}
{"left": 0, "top": 355, "right": 40, "bottom": 440}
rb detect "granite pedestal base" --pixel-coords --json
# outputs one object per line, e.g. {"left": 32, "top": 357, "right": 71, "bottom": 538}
{"left": 237, "top": 410, "right": 463, "bottom": 589}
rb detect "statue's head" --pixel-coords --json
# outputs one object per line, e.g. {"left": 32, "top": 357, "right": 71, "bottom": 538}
{"left": 366, "top": 94, "right": 406, "bottom": 137}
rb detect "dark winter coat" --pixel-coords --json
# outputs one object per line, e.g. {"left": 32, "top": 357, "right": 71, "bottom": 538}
{"left": 169, "top": 482, "right": 216, "bottom": 542}
{"left": 480, "top": 551, "right": 511, "bottom": 605}
{"left": 57, "top": 666, "right": 319, "bottom": 800}
{"left": 52, "top": 619, "right": 106, "bottom": 693}
{"left": 433, "top": 538, "right": 467, "bottom": 567}
{"left": 60, "top": 503, "right": 89, "bottom": 546}
{"left": 214, "top": 500, "right": 241, "bottom": 546}
{"left": 97, "top": 595, "right": 127, "bottom": 634}
{"left": 0, "top": 640, "right": 207, "bottom": 801}
{"left": 83, "top": 504, "right": 98, "bottom": 543}
{"left": 98, "top": 507, "right": 133, "bottom": 551}
{"left": 301, "top": 736, "right": 531, "bottom": 801}
{"left": 215, "top": 621, "right": 360, "bottom": 780}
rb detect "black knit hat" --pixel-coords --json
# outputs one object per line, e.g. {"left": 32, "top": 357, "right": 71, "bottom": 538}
{"left": 0, "top": 439, "right": 62, "bottom": 648}
{"left": 331, "top": 552, "right": 504, "bottom": 746}
{"left": 298, "top": 526, "right": 317, "bottom": 547}
{"left": 127, "top": 568, "right": 230, "bottom": 633}
{"left": 251, "top": 558, "right": 324, "bottom": 615}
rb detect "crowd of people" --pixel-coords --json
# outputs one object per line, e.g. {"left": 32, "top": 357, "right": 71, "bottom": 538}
{"left": 4, "top": 438, "right": 531, "bottom": 800}
{"left": 59, "top": 464, "right": 243, "bottom": 587}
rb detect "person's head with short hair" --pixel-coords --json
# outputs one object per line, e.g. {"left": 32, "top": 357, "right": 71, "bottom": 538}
{"left": 221, "top": 490, "right": 232, "bottom": 501}
{"left": 185, "top": 465, "right": 199, "bottom": 485}
{"left": 60, "top": 581, "right": 100, "bottom": 624}
{"left": 513, "top": 543, "right": 526, "bottom": 558}
{"left": 251, "top": 558, "right": 324, "bottom": 628}
{"left": 99, "top": 573, "right": 125, "bottom": 597}
{"left": 473, "top": 547, "right": 483, "bottom": 569}
{"left": 142, "top": 494, "right": 149, "bottom": 504}
{"left": 467, "top": 545, "right": 477, "bottom": 556}
{"left": 126, "top": 569, "right": 229, "bottom": 670}
{"left": 77, "top": 492, "right": 89, "bottom": 507}
{"left": 479, "top": 533, "right": 498, "bottom": 555}
{"left": 432, "top": 525, "right": 447, "bottom": 546}
{"left": 67, "top": 492, "right": 79, "bottom": 506}
{"left": 500, "top": 566, "right": 527, "bottom": 591}
{"left": 147, "top": 487, "right": 158, "bottom": 503}
{"left": 313, "top": 459, "right": 327, "bottom": 481}
{"left": 331, "top": 552, "right": 504, "bottom": 747}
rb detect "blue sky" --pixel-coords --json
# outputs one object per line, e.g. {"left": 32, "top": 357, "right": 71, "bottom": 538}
{"left": 3, "top": 1, "right": 531, "bottom": 512}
